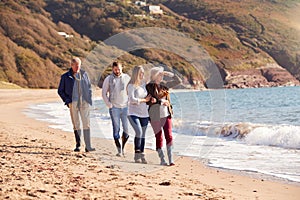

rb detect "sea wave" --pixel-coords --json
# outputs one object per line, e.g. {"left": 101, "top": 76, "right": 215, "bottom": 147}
{"left": 26, "top": 101, "right": 300, "bottom": 150}
{"left": 173, "top": 120, "right": 300, "bottom": 149}
{"left": 244, "top": 125, "right": 300, "bottom": 149}
{"left": 218, "top": 123, "right": 300, "bottom": 149}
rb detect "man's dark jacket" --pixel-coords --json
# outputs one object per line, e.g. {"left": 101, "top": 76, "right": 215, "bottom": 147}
{"left": 58, "top": 68, "right": 92, "bottom": 106}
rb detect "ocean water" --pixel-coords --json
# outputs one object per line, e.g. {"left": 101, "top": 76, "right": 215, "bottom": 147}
{"left": 24, "top": 86, "right": 300, "bottom": 183}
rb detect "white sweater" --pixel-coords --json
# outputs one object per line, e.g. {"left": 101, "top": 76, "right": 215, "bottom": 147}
{"left": 127, "top": 83, "right": 149, "bottom": 118}
{"left": 102, "top": 73, "right": 130, "bottom": 108}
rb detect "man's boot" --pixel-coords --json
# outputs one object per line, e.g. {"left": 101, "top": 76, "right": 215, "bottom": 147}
{"left": 157, "top": 148, "right": 167, "bottom": 165}
{"left": 74, "top": 130, "right": 81, "bottom": 152}
{"left": 115, "top": 139, "right": 122, "bottom": 156}
{"left": 167, "top": 145, "right": 175, "bottom": 166}
{"left": 121, "top": 133, "right": 129, "bottom": 156}
{"left": 83, "top": 129, "right": 95, "bottom": 152}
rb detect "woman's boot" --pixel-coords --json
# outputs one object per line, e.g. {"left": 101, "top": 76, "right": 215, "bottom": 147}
{"left": 167, "top": 145, "right": 175, "bottom": 166}
{"left": 140, "top": 153, "right": 147, "bottom": 164}
{"left": 157, "top": 148, "right": 167, "bottom": 165}
{"left": 134, "top": 152, "right": 141, "bottom": 163}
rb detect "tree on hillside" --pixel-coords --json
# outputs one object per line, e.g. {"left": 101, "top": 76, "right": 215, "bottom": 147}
{"left": 101, "top": 18, "right": 121, "bottom": 36}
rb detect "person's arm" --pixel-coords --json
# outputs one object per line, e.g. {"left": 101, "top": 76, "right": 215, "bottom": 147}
{"left": 87, "top": 74, "right": 92, "bottom": 101}
{"left": 163, "top": 72, "right": 182, "bottom": 89}
{"left": 58, "top": 75, "right": 71, "bottom": 106}
{"left": 146, "top": 83, "right": 161, "bottom": 106}
{"left": 146, "top": 83, "right": 153, "bottom": 106}
{"left": 128, "top": 84, "right": 151, "bottom": 105}
{"left": 127, "top": 84, "right": 140, "bottom": 105}
{"left": 101, "top": 76, "right": 113, "bottom": 108}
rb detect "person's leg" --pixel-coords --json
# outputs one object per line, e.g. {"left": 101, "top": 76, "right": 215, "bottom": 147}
{"left": 139, "top": 117, "right": 149, "bottom": 153}
{"left": 128, "top": 115, "right": 142, "bottom": 152}
{"left": 69, "top": 102, "right": 81, "bottom": 151}
{"left": 150, "top": 119, "right": 166, "bottom": 165}
{"left": 120, "top": 107, "right": 129, "bottom": 155}
{"left": 128, "top": 116, "right": 149, "bottom": 163}
{"left": 162, "top": 116, "right": 174, "bottom": 166}
{"left": 150, "top": 120, "right": 163, "bottom": 149}
{"left": 139, "top": 117, "right": 149, "bottom": 164}
{"left": 80, "top": 101, "right": 95, "bottom": 152}
{"left": 80, "top": 101, "right": 90, "bottom": 130}
{"left": 109, "top": 107, "right": 121, "bottom": 155}
{"left": 70, "top": 102, "right": 81, "bottom": 131}
{"left": 162, "top": 116, "right": 173, "bottom": 147}
{"left": 128, "top": 115, "right": 142, "bottom": 162}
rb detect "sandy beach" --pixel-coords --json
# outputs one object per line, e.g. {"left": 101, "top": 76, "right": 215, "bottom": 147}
{"left": 0, "top": 89, "right": 299, "bottom": 199}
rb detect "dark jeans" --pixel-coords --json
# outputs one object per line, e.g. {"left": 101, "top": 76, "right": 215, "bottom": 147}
{"left": 128, "top": 115, "right": 149, "bottom": 152}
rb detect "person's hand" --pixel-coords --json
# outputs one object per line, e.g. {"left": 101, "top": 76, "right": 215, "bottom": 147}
{"left": 163, "top": 71, "right": 174, "bottom": 77}
{"left": 151, "top": 97, "right": 157, "bottom": 103}
{"left": 144, "top": 94, "right": 151, "bottom": 102}
{"left": 108, "top": 103, "right": 113, "bottom": 109}
{"left": 161, "top": 100, "right": 170, "bottom": 106}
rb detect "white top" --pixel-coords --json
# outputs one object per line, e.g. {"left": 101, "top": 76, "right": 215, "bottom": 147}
{"left": 102, "top": 73, "right": 130, "bottom": 108}
{"left": 159, "top": 97, "right": 170, "bottom": 118}
{"left": 127, "top": 83, "right": 149, "bottom": 118}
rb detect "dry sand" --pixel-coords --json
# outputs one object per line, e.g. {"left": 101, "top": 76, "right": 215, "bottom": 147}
{"left": 0, "top": 89, "right": 299, "bottom": 199}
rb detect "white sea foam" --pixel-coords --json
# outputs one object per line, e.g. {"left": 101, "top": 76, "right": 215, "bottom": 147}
{"left": 245, "top": 125, "right": 300, "bottom": 149}
{"left": 174, "top": 118, "right": 300, "bottom": 150}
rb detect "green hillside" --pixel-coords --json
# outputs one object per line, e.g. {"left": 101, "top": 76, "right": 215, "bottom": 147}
{"left": 0, "top": 0, "right": 299, "bottom": 88}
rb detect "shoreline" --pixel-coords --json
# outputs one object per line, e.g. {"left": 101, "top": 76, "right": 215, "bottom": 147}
{"left": 19, "top": 89, "right": 300, "bottom": 186}
{"left": 1, "top": 89, "right": 300, "bottom": 199}
{"left": 205, "top": 163, "right": 300, "bottom": 187}
{"left": 24, "top": 93, "right": 300, "bottom": 186}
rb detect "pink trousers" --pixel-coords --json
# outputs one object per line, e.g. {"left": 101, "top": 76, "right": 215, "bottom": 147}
{"left": 150, "top": 116, "right": 173, "bottom": 149}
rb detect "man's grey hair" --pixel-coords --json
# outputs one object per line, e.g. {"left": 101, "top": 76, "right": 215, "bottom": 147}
{"left": 72, "top": 57, "right": 81, "bottom": 66}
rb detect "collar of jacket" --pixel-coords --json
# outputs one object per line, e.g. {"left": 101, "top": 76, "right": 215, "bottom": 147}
{"left": 68, "top": 68, "right": 85, "bottom": 78}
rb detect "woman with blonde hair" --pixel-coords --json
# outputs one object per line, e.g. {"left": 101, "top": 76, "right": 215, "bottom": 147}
{"left": 146, "top": 66, "right": 181, "bottom": 166}
{"left": 127, "top": 65, "right": 151, "bottom": 163}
